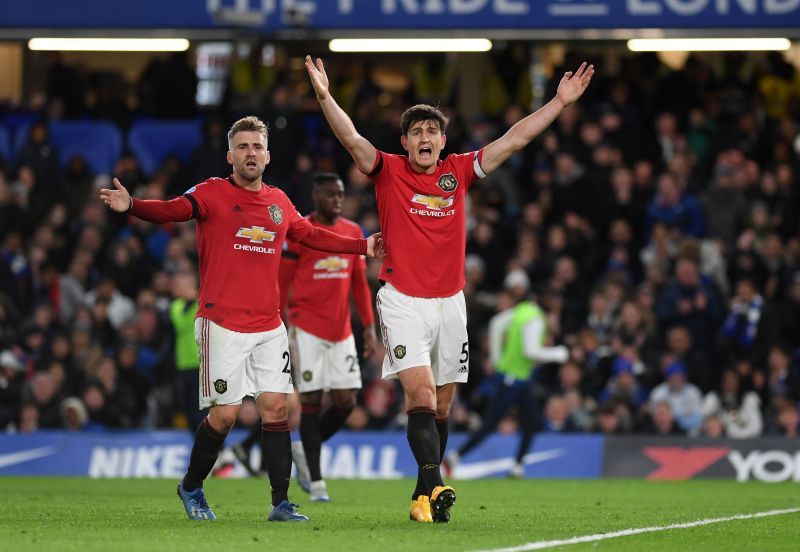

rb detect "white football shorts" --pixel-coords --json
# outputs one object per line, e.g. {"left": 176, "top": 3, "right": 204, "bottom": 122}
{"left": 376, "top": 283, "right": 469, "bottom": 386}
{"left": 289, "top": 325, "right": 362, "bottom": 393}
{"left": 194, "top": 317, "right": 293, "bottom": 409}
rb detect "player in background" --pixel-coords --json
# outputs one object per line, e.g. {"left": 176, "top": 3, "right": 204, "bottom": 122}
{"left": 100, "top": 116, "right": 384, "bottom": 523}
{"left": 306, "top": 55, "right": 593, "bottom": 523}
{"left": 444, "top": 282, "right": 569, "bottom": 478}
{"left": 280, "top": 173, "right": 378, "bottom": 502}
{"left": 169, "top": 271, "right": 203, "bottom": 430}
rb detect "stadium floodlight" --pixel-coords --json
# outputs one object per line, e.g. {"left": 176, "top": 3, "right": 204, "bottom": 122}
{"left": 627, "top": 38, "right": 791, "bottom": 52}
{"left": 28, "top": 38, "right": 190, "bottom": 52}
{"left": 328, "top": 38, "right": 492, "bottom": 53}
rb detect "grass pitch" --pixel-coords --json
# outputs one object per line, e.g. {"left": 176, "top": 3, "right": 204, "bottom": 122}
{"left": 0, "top": 478, "right": 797, "bottom": 551}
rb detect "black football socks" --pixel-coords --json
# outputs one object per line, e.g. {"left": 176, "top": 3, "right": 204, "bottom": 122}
{"left": 320, "top": 405, "right": 353, "bottom": 441}
{"left": 407, "top": 408, "right": 444, "bottom": 496}
{"left": 262, "top": 420, "right": 292, "bottom": 506}
{"left": 412, "top": 417, "right": 449, "bottom": 500}
{"left": 300, "top": 403, "right": 323, "bottom": 482}
{"left": 182, "top": 418, "right": 226, "bottom": 491}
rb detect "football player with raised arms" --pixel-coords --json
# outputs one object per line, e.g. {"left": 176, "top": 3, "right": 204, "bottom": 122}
{"left": 306, "top": 55, "right": 593, "bottom": 522}
{"left": 100, "top": 116, "right": 384, "bottom": 523}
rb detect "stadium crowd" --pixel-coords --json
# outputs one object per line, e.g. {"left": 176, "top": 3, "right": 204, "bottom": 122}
{"left": 1, "top": 48, "right": 799, "bottom": 439}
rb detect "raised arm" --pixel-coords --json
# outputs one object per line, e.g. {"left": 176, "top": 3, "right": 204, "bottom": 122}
{"left": 305, "top": 56, "right": 377, "bottom": 174}
{"left": 99, "top": 178, "right": 192, "bottom": 223}
{"left": 480, "top": 62, "right": 594, "bottom": 175}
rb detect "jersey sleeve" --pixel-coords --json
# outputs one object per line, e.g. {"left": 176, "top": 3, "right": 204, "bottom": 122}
{"left": 366, "top": 150, "right": 385, "bottom": 179}
{"left": 349, "top": 223, "right": 374, "bottom": 326}
{"left": 367, "top": 151, "right": 404, "bottom": 187}
{"left": 278, "top": 250, "right": 297, "bottom": 315}
{"left": 453, "top": 149, "right": 486, "bottom": 190}
{"left": 286, "top": 200, "right": 314, "bottom": 242}
{"left": 130, "top": 197, "right": 193, "bottom": 223}
{"left": 182, "top": 180, "right": 216, "bottom": 220}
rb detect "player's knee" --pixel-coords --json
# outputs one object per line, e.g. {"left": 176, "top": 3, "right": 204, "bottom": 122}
{"left": 332, "top": 393, "right": 356, "bottom": 412}
{"left": 435, "top": 401, "right": 451, "bottom": 420}
{"left": 300, "top": 391, "right": 323, "bottom": 405}
{"left": 207, "top": 411, "right": 237, "bottom": 433}
{"left": 331, "top": 390, "right": 357, "bottom": 412}
{"left": 262, "top": 402, "right": 288, "bottom": 422}
{"left": 407, "top": 386, "right": 436, "bottom": 409}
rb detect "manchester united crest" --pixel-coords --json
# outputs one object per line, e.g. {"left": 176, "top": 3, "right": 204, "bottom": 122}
{"left": 214, "top": 379, "right": 227, "bottom": 394}
{"left": 393, "top": 345, "right": 407, "bottom": 359}
{"left": 268, "top": 204, "right": 283, "bottom": 225}
{"left": 303, "top": 370, "right": 313, "bottom": 382}
{"left": 436, "top": 173, "right": 458, "bottom": 193}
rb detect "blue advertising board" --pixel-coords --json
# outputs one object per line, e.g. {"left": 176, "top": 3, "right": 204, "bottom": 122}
{"left": 0, "top": 430, "right": 603, "bottom": 479}
{"left": 1, "top": 0, "right": 799, "bottom": 30}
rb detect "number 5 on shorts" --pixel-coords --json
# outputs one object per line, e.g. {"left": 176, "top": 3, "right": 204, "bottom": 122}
{"left": 459, "top": 342, "right": 469, "bottom": 364}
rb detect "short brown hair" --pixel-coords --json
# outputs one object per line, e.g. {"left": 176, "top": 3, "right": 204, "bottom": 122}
{"left": 400, "top": 104, "right": 449, "bottom": 136}
{"left": 228, "top": 116, "right": 269, "bottom": 149}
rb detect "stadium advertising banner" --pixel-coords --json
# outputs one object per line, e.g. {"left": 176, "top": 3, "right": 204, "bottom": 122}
{"left": 0, "top": 431, "right": 602, "bottom": 479}
{"left": 603, "top": 436, "right": 800, "bottom": 483}
{"left": 2, "top": 0, "right": 800, "bottom": 30}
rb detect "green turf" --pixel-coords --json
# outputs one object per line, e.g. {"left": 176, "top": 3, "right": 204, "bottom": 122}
{"left": 0, "top": 478, "right": 797, "bottom": 551}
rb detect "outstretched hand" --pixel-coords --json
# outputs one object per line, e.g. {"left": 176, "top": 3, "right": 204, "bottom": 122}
{"left": 366, "top": 232, "right": 386, "bottom": 259}
{"left": 305, "top": 55, "right": 330, "bottom": 101}
{"left": 99, "top": 178, "right": 131, "bottom": 212}
{"left": 556, "top": 62, "right": 595, "bottom": 107}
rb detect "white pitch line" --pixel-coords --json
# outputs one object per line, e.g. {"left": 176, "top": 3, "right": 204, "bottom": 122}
{"left": 473, "top": 507, "right": 800, "bottom": 552}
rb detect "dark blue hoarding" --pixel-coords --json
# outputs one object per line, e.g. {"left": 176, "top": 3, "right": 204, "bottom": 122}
{"left": 1, "top": 0, "right": 799, "bottom": 30}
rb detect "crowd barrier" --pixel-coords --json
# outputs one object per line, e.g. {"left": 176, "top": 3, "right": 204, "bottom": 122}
{"left": 1, "top": 431, "right": 797, "bottom": 482}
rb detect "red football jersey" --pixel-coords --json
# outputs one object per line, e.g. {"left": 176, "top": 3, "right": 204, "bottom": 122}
{"left": 279, "top": 215, "right": 374, "bottom": 342}
{"left": 185, "top": 177, "right": 314, "bottom": 333}
{"left": 369, "top": 150, "right": 483, "bottom": 298}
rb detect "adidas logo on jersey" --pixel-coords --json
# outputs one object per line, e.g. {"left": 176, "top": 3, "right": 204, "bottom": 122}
{"left": 233, "top": 204, "right": 243, "bottom": 212}
{"left": 457, "top": 365, "right": 468, "bottom": 373}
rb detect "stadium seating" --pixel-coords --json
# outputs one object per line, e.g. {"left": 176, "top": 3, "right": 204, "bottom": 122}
{"left": 13, "top": 120, "right": 123, "bottom": 174}
{"left": 127, "top": 120, "right": 203, "bottom": 176}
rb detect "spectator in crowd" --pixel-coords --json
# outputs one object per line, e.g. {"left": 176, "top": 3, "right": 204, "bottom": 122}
{"left": 720, "top": 277, "right": 778, "bottom": 367}
{"left": 645, "top": 172, "right": 705, "bottom": 240}
{"left": 700, "top": 413, "right": 725, "bottom": 438}
{"left": 644, "top": 401, "right": 683, "bottom": 436}
{"left": 767, "top": 403, "right": 799, "bottom": 437}
{"left": 597, "top": 357, "right": 648, "bottom": 415}
{"left": 541, "top": 394, "right": 579, "bottom": 433}
{"left": 649, "top": 361, "right": 704, "bottom": 436}
{"left": 0, "top": 350, "right": 25, "bottom": 429}
{"left": 594, "top": 401, "right": 628, "bottom": 434}
{"left": 657, "top": 256, "right": 723, "bottom": 351}
{"left": 702, "top": 369, "right": 763, "bottom": 439}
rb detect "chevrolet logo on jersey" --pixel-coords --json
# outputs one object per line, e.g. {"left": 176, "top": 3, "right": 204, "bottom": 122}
{"left": 236, "top": 226, "right": 276, "bottom": 243}
{"left": 411, "top": 194, "right": 454, "bottom": 210}
{"left": 314, "top": 257, "right": 349, "bottom": 272}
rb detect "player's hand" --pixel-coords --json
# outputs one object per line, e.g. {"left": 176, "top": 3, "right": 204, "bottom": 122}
{"left": 556, "top": 62, "right": 594, "bottom": 107}
{"left": 363, "top": 325, "right": 378, "bottom": 358}
{"left": 99, "top": 178, "right": 131, "bottom": 212}
{"left": 305, "top": 55, "right": 330, "bottom": 101}
{"left": 366, "top": 232, "right": 386, "bottom": 258}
